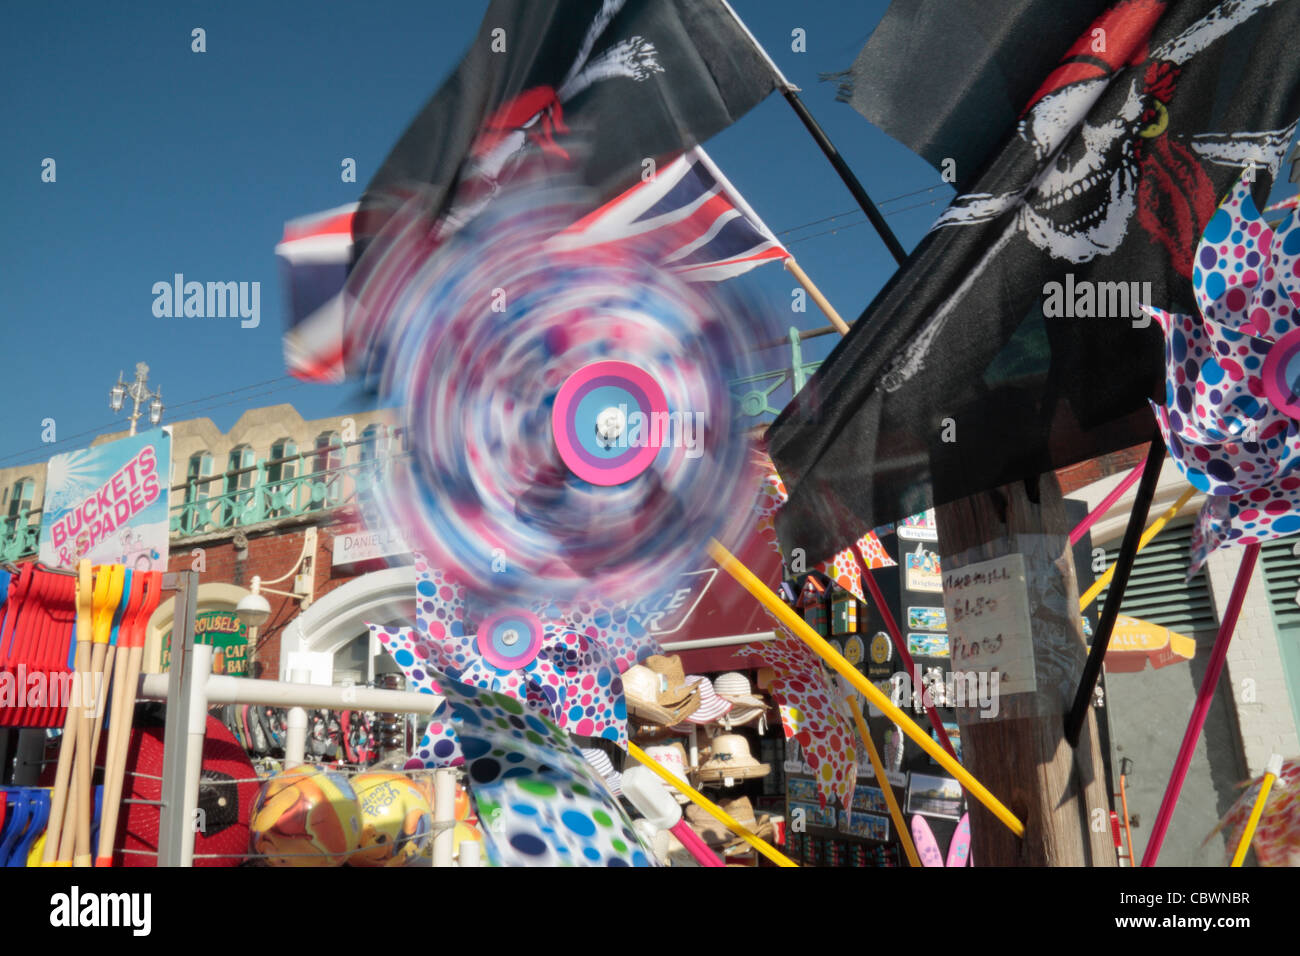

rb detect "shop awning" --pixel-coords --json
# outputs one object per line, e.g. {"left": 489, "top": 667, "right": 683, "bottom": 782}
{"left": 1099, "top": 615, "right": 1196, "bottom": 673}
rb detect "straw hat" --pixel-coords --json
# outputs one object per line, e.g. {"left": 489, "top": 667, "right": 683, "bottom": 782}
{"left": 668, "top": 675, "right": 733, "bottom": 730}
{"left": 685, "top": 796, "right": 775, "bottom": 848}
{"left": 696, "top": 733, "right": 771, "bottom": 782}
{"left": 624, "top": 660, "right": 701, "bottom": 726}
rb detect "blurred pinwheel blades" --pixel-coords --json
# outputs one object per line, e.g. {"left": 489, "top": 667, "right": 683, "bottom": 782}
{"left": 439, "top": 677, "right": 656, "bottom": 867}
{"left": 1148, "top": 173, "right": 1300, "bottom": 571}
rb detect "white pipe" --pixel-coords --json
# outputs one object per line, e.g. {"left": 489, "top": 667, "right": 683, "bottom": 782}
{"left": 660, "top": 631, "right": 778, "bottom": 652}
{"left": 458, "top": 840, "right": 481, "bottom": 868}
{"left": 180, "top": 643, "right": 214, "bottom": 867}
{"left": 285, "top": 669, "right": 310, "bottom": 770}
{"left": 433, "top": 768, "right": 455, "bottom": 868}
{"left": 137, "top": 672, "right": 444, "bottom": 714}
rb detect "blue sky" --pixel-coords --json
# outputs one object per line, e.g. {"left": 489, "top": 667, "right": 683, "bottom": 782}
{"left": 2, "top": 1, "right": 1296, "bottom": 472}
{"left": 1, "top": 0, "right": 938, "bottom": 470}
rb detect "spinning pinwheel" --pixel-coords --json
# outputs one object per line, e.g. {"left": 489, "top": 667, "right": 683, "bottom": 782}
{"left": 372, "top": 555, "right": 659, "bottom": 752}
{"left": 1146, "top": 173, "right": 1300, "bottom": 572}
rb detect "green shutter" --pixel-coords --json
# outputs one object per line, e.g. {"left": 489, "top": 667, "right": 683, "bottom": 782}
{"left": 1097, "top": 522, "right": 1215, "bottom": 634}
{"left": 1259, "top": 537, "right": 1300, "bottom": 627}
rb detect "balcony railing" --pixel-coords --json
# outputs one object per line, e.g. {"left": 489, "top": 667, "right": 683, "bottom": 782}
{"left": 0, "top": 327, "right": 824, "bottom": 560}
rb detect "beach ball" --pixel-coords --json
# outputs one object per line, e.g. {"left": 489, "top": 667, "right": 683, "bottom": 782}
{"left": 454, "top": 781, "right": 484, "bottom": 858}
{"left": 351, "top": 773, "right": 435, "bottom": 867}
{"left": 249, "top": 768, "right": 361, "bottom": 867}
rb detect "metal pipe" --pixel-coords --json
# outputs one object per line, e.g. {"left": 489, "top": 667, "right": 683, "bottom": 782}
{"left": 433, "top": 768, "right": 455, "bottom": 868}
{"left": 285, "top": 669, "right": 310, "bottom": 770}
{"left": 137, "top": 672, "right": 444, "bottom": 714}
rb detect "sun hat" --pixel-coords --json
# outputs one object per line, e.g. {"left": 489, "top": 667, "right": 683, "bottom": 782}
{"left": 580, "top": 747, "right": 622, "bottom": 797}
{"left": 713, "top": 672, "right": 767, "bottom": 709}
{"left": 696, "top": 733, "right": 771, "bottom": 782}
{"left": 624, "top": 663, "right": 701, "bottom": 726}
{"left": 684, "top": 796, "right": 774, "bottom": 848}
{"left": 668, "top": 675, "right": 733, "bottom": 730}
{"left": 643, "top": 741, "right": 692, "bottom": 803}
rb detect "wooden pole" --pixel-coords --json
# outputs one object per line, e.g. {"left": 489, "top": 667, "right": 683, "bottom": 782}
{"left": 935, "top": 474, "right": 1116, "bottom": 866}
{"left": 784, "top": 258, "right": 850, "bottom": 335}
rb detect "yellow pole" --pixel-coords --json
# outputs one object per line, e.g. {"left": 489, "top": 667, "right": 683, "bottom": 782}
{"left": 626, "top": 742, "right": 798, "bottom": 867}
{"left": 708, "top": 537, "right": 1025, "bottom": 837}
{"left": 784, "top": 257, "right": 851, "bottom": 335}
{"left": 1230, "top": 755, "right": 1282, "bottom": 867}
{"left": 1079, "top": 486, "right": 1196, "bottom": 611}
{"left": 846, "top": 697, "right": 921, "bottom": 866}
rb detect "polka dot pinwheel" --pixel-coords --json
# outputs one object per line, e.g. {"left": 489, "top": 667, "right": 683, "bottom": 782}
{"left": 1146, "top": 173, "right": 1300, "bottom": 572}
{"left": 372, "top": 554, "right": 661, "bottom": 752}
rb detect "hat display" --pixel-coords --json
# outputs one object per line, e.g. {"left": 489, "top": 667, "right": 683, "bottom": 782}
{"left": 668, "top": 675, "right": 733, "bottom": 730}
{"left": 643, "top": 741, "right": 692, "bottom": 804}
{"left": 624, "top": 658, "right": 701, "bottom": 727}
{"left": 696, "top": 733, "right": 771, "bottom": 783}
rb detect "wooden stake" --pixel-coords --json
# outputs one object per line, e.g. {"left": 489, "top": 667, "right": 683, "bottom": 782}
{"left": 784, "top": 258, "right": 850, "bottom": 335}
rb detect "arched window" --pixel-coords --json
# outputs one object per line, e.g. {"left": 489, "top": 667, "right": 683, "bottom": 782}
{"left": 310, "top": 431, "right": 343, "bottom": 509}
{"left": 268, "top": 438, "right": 298, "bottom": 517}
{"left": 225, "top": 445, "right": 256, "bottom": 522}
{"left": 182, "top": 453, "right": 214, "bottom": 534}
{"left": 6, "top": 477, "right": 35, "bottom": 531}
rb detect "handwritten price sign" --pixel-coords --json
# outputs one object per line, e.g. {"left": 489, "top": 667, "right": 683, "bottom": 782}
{"left": 942, "top": 553, "right": 1037, "bottom": 696}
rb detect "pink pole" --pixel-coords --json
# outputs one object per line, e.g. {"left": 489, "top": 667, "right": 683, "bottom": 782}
{"left": 1070, "top": 456, "right": 1147, "bottom": 546}
{"left": 669, "top": 820, "right": 726, "bottom": 867}
{"left": 1140, "top": 542, "right": 1259, "bottom": 867}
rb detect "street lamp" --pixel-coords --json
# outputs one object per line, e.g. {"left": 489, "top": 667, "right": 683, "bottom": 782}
{"left": 109, "top": 362, "right": 165, "bottom": 435}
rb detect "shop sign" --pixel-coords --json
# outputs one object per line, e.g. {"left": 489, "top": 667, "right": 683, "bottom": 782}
{"left": 332, "top": 526, "right": 411, "bottom": 566}
{"left": 162, "top": 609, "right": 250, "bottom": 675}
{"left": 38, "top": 428, "right": 171, "bottom": 571}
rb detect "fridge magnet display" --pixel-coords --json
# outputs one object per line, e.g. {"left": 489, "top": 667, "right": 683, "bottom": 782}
{"left": 896, "top": 509, "right": 938, "bottom": 542}
{"left": 840, "top": 812, "right": 891, "bottom": 842}
{"left": 907, "top": 606, "right": 947, "bottom": 631}
{"left": 903, "top": 544, "right": 943, "bottom": 593}
{"left": 907, "top": 632, "right": 949, "bottom": 658}
{"left": 906, "top": 772, "right": 965, "bottom": 820}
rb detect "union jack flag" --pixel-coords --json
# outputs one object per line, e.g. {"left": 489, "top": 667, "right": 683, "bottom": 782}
{"left": 275, "top": 203, "right": 356, "bottom": 383}
{"left": 549, "top": 146, "right": 788, "bottom": 282}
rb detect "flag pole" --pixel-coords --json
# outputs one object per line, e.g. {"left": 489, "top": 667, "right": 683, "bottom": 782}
{"left": 784, "top": 258, "right": 850, "bottom": 335}
{"left": 714, "top": 0, "right": 909, "bottom": 267}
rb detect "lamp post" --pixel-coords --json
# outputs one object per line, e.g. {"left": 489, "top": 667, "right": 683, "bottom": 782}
{"left": 109, "top": 362, "right": 164, "bottom": 436}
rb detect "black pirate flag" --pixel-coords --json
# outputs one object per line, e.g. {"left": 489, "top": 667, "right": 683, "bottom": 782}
{"left": 349, "top": 0, "right": 774, "bottom": 289}
{"left": 769, "top": 0, "right": 1300, "bottom": 564}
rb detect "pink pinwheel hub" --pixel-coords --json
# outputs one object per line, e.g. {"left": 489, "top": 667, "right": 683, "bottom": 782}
{"left": 476, "top": 608, "right": 545, "bottom": 671}
{"left": 552, "top": 360, "right": 669, "bottom": 486}
{"left": 1262, "top": 327, "right": 1300, "bottom": 419}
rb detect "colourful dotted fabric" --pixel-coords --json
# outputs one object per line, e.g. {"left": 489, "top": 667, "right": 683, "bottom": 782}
{"left": 380, "top": 555, "right": 631, "bottom": 748}
{"left": 368, "top": 623, "right": 465, "bottom": 769}
{"left": 439, "top": 676, "right": 655, "bottom": 867}
{"left": 1215, "top": 758, "right": 1300, "bottom": 866}
{"left": 738, "top": 623, "right": 859, "bottom": 814}
{"left": 1151, "top": 174, "right": 1300, "bottom": 571}
{"left": 752, "top": 453, "right": 893, "bottom": 600}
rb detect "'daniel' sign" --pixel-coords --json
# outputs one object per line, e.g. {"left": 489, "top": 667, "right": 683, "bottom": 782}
{"left": 38, "top": 428, "right": 172, "bottom": 571}
{"left": 942, "top": 553, "right": 1036, "bottom": 696}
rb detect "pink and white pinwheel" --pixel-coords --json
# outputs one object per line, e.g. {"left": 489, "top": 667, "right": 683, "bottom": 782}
{"left": 752, "top": 451, "right": 894, "bottom": 601}
{"left": 371, "top": 555, "right": 657, "bottom": 750}
{"left": 1147, "top": 174, "right": 1300, "bottom": 571}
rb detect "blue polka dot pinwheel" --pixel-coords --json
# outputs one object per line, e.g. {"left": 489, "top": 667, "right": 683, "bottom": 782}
{"left": 1144, "top": 171, "right": 1300, "bottom": 572}
{"left": 369, "top": 555, "right": 663, "bottom": 756}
